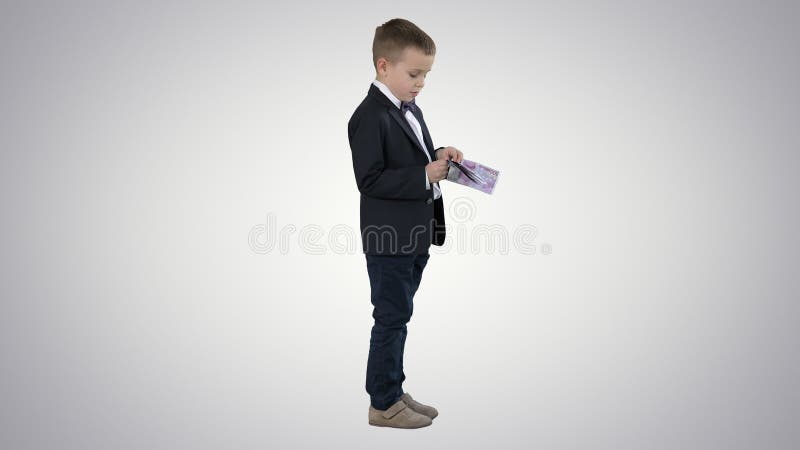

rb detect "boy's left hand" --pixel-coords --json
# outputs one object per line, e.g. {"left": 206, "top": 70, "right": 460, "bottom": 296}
{"left": 436, "top": 146, "right": 464, "bottom": 162}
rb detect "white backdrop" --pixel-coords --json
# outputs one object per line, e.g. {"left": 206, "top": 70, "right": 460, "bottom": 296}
{"left": 1, "top": 1, "right": 798, "bottom": 449}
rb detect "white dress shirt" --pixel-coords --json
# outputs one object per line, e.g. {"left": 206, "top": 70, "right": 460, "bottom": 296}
{"left": 372, "top": 79, "right": 441, "bottom": 200}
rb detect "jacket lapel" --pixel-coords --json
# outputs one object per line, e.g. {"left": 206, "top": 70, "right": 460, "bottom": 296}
{"left": 388, "top": 108, "right": 430, "bottom": 156}
{"left": 369, "top": 83, "right": 435, "bottom": 161}
{"left": 412, "top": 108, "right": 437, "bottom": 161}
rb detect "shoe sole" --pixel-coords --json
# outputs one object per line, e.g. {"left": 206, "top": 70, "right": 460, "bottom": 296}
{"left": 368, "top": 420, "right": 432, "bottom": 429}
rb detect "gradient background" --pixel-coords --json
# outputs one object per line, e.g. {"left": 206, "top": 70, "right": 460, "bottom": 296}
{"left": 1, "top": 1, "right": 798, "bottom": 449}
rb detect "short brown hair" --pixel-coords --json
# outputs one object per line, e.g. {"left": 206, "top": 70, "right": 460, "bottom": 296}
{"left": 372, "top": 18, "right": 436, "bottom": 69}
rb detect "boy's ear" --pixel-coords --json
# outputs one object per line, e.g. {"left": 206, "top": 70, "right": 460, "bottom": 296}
{"left": 375, "top": 57, "right": 387, "bottom": 73}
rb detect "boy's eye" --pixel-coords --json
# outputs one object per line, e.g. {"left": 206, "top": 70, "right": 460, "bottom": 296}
{"left": 409, "top": 73, "right": 418, "bottom": 78}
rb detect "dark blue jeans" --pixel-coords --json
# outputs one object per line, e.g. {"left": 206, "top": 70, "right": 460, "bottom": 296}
{"left": 364, "top": 253, "right": 430, "bottom": 410}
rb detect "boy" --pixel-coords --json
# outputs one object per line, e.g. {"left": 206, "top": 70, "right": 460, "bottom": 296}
{"left": 347, "top": 18, "right": 464, "bottom": 429}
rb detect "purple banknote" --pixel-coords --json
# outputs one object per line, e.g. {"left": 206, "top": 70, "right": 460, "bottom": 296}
{"left": 445, "top": 159, "right": 500, "bottom": 194}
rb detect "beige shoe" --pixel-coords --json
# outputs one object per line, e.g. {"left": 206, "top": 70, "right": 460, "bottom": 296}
{"left": 368, "top": 399, "right": 433, "bottom": 428}
{"left": 400, "top": 392, "right": 438, "bottom": 420}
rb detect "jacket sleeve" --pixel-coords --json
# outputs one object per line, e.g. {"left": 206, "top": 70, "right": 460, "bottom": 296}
{"left": 348, "top": 111, "right": 429, "bottom": 201}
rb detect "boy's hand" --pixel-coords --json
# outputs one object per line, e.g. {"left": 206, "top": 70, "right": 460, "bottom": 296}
{"left": 425, "top": 159, "right": 450, "bottom": 183}
{"left": 435, "top": 146, "right": 464, "bottom": 162}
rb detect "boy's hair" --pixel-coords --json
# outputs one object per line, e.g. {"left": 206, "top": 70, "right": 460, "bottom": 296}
{"left": 372, "top": 18, "right": 436, "bottom": 69}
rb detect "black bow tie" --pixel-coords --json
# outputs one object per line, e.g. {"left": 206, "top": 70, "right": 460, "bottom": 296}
{"left": 400, "top": 99, "right": 417, "bottom": 115}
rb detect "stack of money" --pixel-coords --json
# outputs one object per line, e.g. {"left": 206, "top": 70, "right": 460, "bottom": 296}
{"left": 446, "top": 159, "right": 500, "bottom": 194}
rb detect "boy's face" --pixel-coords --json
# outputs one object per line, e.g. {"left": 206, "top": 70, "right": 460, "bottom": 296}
{"left": 376, "top": 46, "right": 434, "bottom": 103}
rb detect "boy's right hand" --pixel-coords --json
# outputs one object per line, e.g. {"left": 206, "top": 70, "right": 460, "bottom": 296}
{"left": 425, "top": 159, "right": 450, "bottom": 183}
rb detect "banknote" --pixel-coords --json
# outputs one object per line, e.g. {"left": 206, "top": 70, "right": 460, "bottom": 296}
{"left": 445, "top": 159, "right": 500, "bottom": 194}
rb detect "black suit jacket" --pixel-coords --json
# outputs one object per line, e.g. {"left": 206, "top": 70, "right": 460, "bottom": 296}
{"left": 348, "top": 82, "right": 446, "bottom": 255}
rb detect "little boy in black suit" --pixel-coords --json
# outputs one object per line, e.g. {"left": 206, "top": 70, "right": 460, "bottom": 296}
{"left": 347, "top": 18, "right": 464, "bottom": 428}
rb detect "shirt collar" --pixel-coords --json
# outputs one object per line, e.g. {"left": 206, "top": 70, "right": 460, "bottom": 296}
{"left": 372, "top": 79, "right": 402, "bottom": 110}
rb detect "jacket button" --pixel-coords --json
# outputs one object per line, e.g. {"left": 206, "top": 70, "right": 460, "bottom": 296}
{"left": 426, "top": 198, "right": 433, "bottom": 204}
